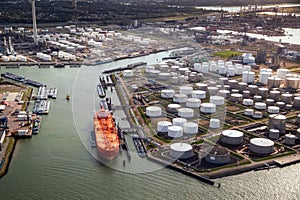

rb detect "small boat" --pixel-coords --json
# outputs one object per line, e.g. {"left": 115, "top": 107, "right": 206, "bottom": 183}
{"left": 66, "top": 95, "right": 70, "bottom": 101}
{"left": 97, "top": 84, "right": 106, "bottom": 98}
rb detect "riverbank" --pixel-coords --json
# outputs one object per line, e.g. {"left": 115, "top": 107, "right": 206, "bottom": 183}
{"left": 0, "top": 137, "right": 16, "bottom": 178}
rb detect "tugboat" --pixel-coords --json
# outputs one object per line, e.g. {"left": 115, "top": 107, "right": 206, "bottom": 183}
{"left": 66, "top": 95, "right": 70, "bottom": 101}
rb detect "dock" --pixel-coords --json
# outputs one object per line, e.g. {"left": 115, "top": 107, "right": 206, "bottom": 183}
{"left": 103, "top": 62, "right": 147, "bottom": 74}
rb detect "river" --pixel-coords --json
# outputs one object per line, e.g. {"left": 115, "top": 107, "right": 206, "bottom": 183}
{"left": 0, "top": 51, "right": 300, "bottom": 199}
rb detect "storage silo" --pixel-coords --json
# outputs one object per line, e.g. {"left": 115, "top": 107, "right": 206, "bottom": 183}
{"left": 243, "top": 99, "right": 254, "bottom": 106}
{"left": 192, "top": 90, "right": 206, "bottom": 99}
{"left": 266, "top": 99, "right": 275, "bottom": 106}
{"left": 219, "top": 66, "right": 227, "bottom": 75}
{"left": 227, "top": 67, "right": 236, "bottom": 77}
{"left": 157, "top": 121, "right": 172, "bottom": 133}
{"left": 252, "top": 111, "right": 263, "bottom": 119}
{"left": 243, "top": 90, "right": 250, "bottom": 98}
{"left": 293, "top": 96, "right": 300, "bottom": 108}
{"left": 254, "top": 102, "right": 267, "bottom": 110}
{"left": 277, "top": 68, "right": 290, "bottom": 79}
{"left": 183, "top": 122, "right": 199, "bottom": 134}
{"left": 269, "top": 114, "right": 286, "bottom": 134}
{"left": 269, "top": 129, "right": 280, "bottom": 140}
{"left": 207, "top": 87, "right": 218, "bottom": 96}
{"left": 169, "top": 143, "right": 193, "bottom": 159}
{"left": 230, "top": 93, "right": 243, "bottom": 103}
{"left": 250, "top": 138, "right": 274, "bottom": 155}
{"left": 200, "top": 103, "right": 216, "bottom": 114}
{"left": 179, "top": 86, "right": 193, "bottom": 95}
{"left": 219, "top": 77, "right": 229, "bottom": 85}
{"left": 209, "top": 119, "right": 221, "bottom": 129}
{"left": 267, "top": 106, "right": 280, "bottom": 114}
{"left": 248, "top": 85, "right": 258, "bottom": 96}
{"left": 254, "top": 95, "right": 262, "bottom": 102}
{"left": 168, "top": 126, "right": 183, "bottom": 138}
{"left": 284, "top": 134, "right": 297, "bottom": 146}
{"left": 286, "top": 77, "right": 300, "bottom": 89}
{"left": 158, "top": 72, "right": 170, "bottom": 81}
{"left": 238, "top": 82, "right": 248, "bottom": 92}
{"left": 258, "top": 88, "right": 269, "bottom": 99}
{"left": 172, "top": 118, "right": 187, "bottom": 127}
{"left": 173, "top": 94, "right": 187, "bottom": 103}
{"left": 171, "top": 77, "right": 179, "bottom": 84}
{"left": 269, "top": 90, "right": 280, "bottom": 100}
{"left": 146, "top": 106, "right": 162, "bottom": 117}
{"left": 186, "top": 98, "right": 201, "bottom": 108}
{"left": 205, "top": 146, "right": 230, "bottom": 165}
{"left": 178, "top": 108, "right": 194, "bottom": 118}
{"left": 281, "top": 93, "right": 293, "bottom": 104}
{"left": 145, "top": 65, "right": 155, "bottom": 73}
{"left": 195, "top": 83, "right": 208, "bottom": 91}
{"left": 275, "top": 102, "right": 285, "bottom": 109}
{"left": 220, "top": 130, "right": 244, "bottom": 145}
{"left": 228, "top": 80, "right": 238, "bottom": 89}
{"left": 210, "top": 96, "right": 225, "bottom": 106}
{"left": 167, "top": 104, "right": 181, "bottom": 113}
{"left": 244, "top": 109, "right": 254, "bottom": 116}
{"left": 161, "top": 89, "right": 175, "bottom": 98}
{"left": 218, "top": 90, "right": 231, "bottom": 99}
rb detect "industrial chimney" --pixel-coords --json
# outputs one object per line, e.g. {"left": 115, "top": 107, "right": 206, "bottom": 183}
{"left": 31, "top": 0, "right": 38, "bottom": 46}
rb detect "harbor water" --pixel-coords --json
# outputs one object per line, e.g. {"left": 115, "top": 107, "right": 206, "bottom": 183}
{"left": 0, "top": 51, "right": 300, "bottom": 199}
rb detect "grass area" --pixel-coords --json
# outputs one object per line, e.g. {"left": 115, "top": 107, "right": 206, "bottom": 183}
{"left": 0, "top": 137, "right": 16, "bottom": 178}
{"left": 213, "top": 51, "right": 243, "bottom": 59}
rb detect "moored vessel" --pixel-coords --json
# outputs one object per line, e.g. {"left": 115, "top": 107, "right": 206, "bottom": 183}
{"left": 94, "top": 108, "right": 120, "bottom": 160}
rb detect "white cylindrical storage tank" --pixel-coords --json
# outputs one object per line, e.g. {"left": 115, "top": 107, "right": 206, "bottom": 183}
{"left": 149, "top": 70, "right": 160, "bottom": 78}
{"left": 171, "top": 65, "right": 180, "bottom": 72}
{"left": 247, "top": 72, "right": 255, "bottom": 83}
{"left": 244, "top": 109, "right": 254, "bottom": 116}
{"left": 235, "top": 66, "right": 243, "bottom": 75}
{"left": 242, "top": 99, "right": 254, "bottom": 106}
{"left": 159, "top": 64, "right": 170, "bottom": 72}
{"left": 157, "top": 121, "right": 172, "bottom": 133}
{"left": 220, "top": 130, "right": 244, "bottom": 145}
{"left": 276, "top": 102, "right": 285, "bottom": 109}
{"left": 169, "top": 143, "right": 193, "bottom": 159}
{"left": 242, "top": 71, "right": 249, "bottom": 83}
{"left": 192, "top": 90, "right": 206, "bottom": 99}
{"left": 286, "top": 77, "right": 300, "bottom": 89}
{"left": 179, "top": 86, "right": 193, "bottom": 95}
{"left": 293, "top": 96, "right": 300, "bottom": 108}
{"left": 269, "top": 90, "right": 280, "bottom": 100}
{"left": 266, "top": 99, "right": 275, "bottom": 106}
{"left": 200, "top": 103, "right": 216, "bottom": 114}
{"left": 281, "top": 93, "right": 293, "bottom": 104}
{"left": 228, "top": 80, "right": 238, "bottom": 89}
{"left": 227, "top": 67, "right": 236, "bottom": 77}
{"left": 178, "top": 67, "right": 189, "bottom": 75}
{"left": 259, "top": 72, "right": 272, "bottom": 85}
{"left": 207, "top": 87, "right": 218, "bottom": 96}
{"left": 167, "top": 104, "right": 181, "bottom": 113}
{"left": 145, "top": 65, "right": 155, "bottom": 73}
{"left": 238, "top": 82, "right": 248, "bottom": 92}
{"left": 253, "top": 95, "right": 262, "bottom": 102}
{"left": 243, "top": 65, "right": 251, "bottom": 72}
{"left": 183, "top": 122, "right": 198, "bottom": 134}
{"left": 146, "top": 106, "right": 162, "bottom": 117}
{"left": 158, "top": 72, "right": 170, "bottom": 81}
{"left": 243, "top": 90, "right": 250, "bottom": 98}
{"left": 201, "top": 63, "right": 209, "bottom": 73}
{"left": 267, "top": 106, "right": 280, "bottom": 114}
{"left": 255, "top": 102, "right": 266, "bottom": 110}
{"left": 250, "top": 138, "right": 274, "bottom": 155}
{"left": 172, "top": 118, "right": 187, "bottom": 127}
{"left": 123, "top": 70, "right": 133, "bottom": 77}
{"left": 205, "top": 147, "right": 230, "bottom": 164}
{"left": 269, "top": 129, "right": 280, "bottom": 140}
{"left": 284, "top": 134, "right": 297, "bottom": 146}
{"left": 230, "top": 93, "right": 243, "bottom": 103}
{"left": 168, "top": 126, "right": 183, "bottom": 138}
{"left": 253, "top": 111, "right": 263, "bottom": 119}
{"left": 269, "top": 114, "right": 286, "bottom": 134}
{"left": 210, "top": 96, "right": 225, "bottom": 106}
{"left": 248, "top": 85, "right": 258, "bottom": 96}
{"left": 195, "top": 83, "right": 207, "bottom": 91}
{"left": 219, "top": 66, "right": 227, "bottom": 75}
{"left": 218, "top": 90, "right": 231, "bottom": 99}
{"left": 258, "top": 88, "right": 269, "bottom": 99}
{"left": 209, "top": 119, "right": 220, "bottom": 129}
{"left": 277, "top": 68, "right": 290, "bottom": 79}
{"left": 161, "top": 89, "right": 175, "bottom": 98}
{"left": 178, "top": 108, "right": 194, "bottom": 118}
{"left": 186, "top": 98, "right": 201, "bottom": 108}
{"left": 173, "top": 94, "right": 187, "bottom": 103}
{"left": 194, "top": 63, "right": 201, "bottom": 71}
{"left": 171, "top": 77, "right": 179, "bottom": 84}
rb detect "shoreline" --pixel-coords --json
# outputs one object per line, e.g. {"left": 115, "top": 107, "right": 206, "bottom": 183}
{"left": 0, "top": 137, "right": 17, "bottom": 179}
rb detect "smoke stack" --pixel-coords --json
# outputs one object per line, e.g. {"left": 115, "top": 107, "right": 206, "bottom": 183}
{"left": 31, "top": 0, "right": 38, "bottom": 46}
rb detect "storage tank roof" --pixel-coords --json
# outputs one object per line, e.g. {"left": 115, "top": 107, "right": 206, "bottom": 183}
{"left": 170, "top": 143, "right": 192, "bottom": 152}
{"left": 269, "top": 114, "right": 286, "bottom": 120}
{"left": 222, "top": 130, "right": 243, "bottom": 138}
{"left": 250, "top": 138, "right": 274, "bottom": 147}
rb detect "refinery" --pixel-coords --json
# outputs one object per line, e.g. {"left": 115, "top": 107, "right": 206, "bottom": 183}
{"left": 1, "top": 0, "right": 300, "bottom": 195}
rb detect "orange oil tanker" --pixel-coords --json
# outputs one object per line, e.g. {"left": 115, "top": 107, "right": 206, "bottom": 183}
{"left": 94, "top": 108, "right": 120, "bottom": 160}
